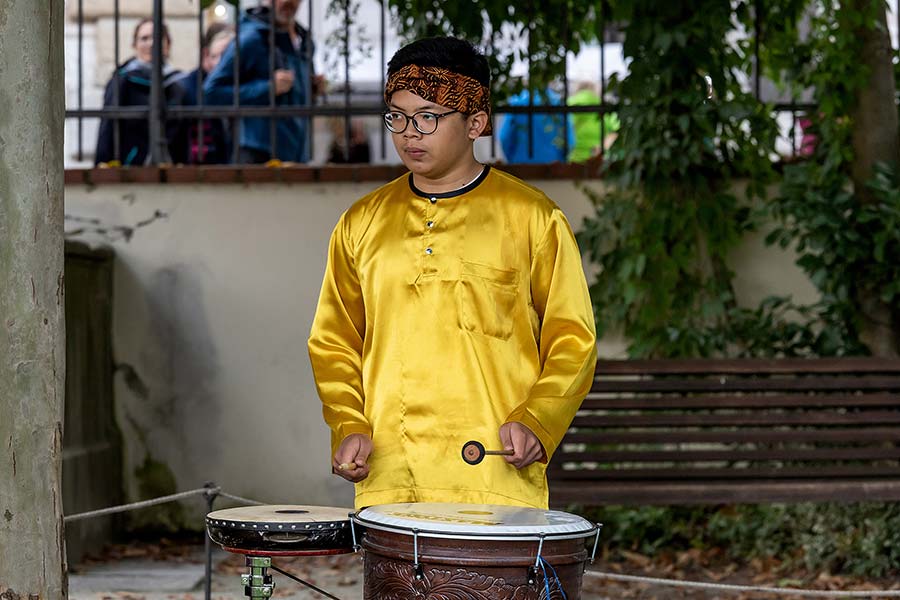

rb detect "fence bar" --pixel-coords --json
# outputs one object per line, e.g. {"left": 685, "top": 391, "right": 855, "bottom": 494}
{"left": 268, "top": 2, "right": 277, "bottom": 161}
{"left": 150, "top": 0, "right": 168, "bottom": 163}
{"left": 232, "top": 0, "right": 242, "bottom": 163}
{"left": 113, "top": 0, "right": 121, "bottom": 162}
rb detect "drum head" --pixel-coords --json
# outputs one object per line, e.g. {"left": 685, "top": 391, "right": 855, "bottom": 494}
{"left": 206, "top": 505, "right": 354, "bottom": 555}
{"left": 354, "top": 502, "right": 596, "bottom": 541}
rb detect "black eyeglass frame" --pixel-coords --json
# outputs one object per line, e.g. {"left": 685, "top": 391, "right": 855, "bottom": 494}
{"left": 382, "top": 109, "right": 460, "bottom": 135}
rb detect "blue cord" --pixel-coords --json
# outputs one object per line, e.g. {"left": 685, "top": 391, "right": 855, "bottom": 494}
{"left": 538, "top": 556, "right": 568, "bottom": 600}
{"left": 538, "top": 557, "right": 552, "bottom": 599}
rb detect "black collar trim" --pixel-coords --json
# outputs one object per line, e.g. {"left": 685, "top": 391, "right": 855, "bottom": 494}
{"left": 408, "top": 165, "right": 491, "bottom": 199}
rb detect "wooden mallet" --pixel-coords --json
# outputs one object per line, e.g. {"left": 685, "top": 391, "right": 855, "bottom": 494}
{"left": 462, "top": 440, "right": 514, "bottom": 465}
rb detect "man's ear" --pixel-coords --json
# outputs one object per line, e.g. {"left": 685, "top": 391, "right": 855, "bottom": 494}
{"left": 466, "top": 111, "right": 490, "bottom": 139}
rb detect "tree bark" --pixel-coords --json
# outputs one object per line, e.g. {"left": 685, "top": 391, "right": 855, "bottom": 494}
{"left": 845, "top": 1, "right": 900, "bottom": 357}
{"left": 0, "top": 1, "right": 67, "bottom": 598}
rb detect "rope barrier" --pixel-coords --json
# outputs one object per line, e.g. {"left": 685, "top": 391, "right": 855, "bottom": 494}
{"left": 217, "top": 491, "right": 265, "bottom": 506}
{"left": 586, "top": 570, "right": 900, "bottom": 597}
{"left": 63, "top": 485, "right": 267, "bottom": 522}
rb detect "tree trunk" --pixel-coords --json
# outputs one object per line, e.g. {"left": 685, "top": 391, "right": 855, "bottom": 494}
{"left": 845, "top": 1, "right": 900, "bottom": 357}
{"left": 0, "top": 1, "right": 67, "bottom": 598}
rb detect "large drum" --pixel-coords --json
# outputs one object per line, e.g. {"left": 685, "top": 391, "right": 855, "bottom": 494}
{"left": 352, "top": 502, "right": 599, "bottom": 599}
{"left": 206, "top": 504, "right": 354, "bottom": 556}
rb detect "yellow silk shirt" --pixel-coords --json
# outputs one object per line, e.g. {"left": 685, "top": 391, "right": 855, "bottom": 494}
{"left": 308, "top": 166, "right": 597, "bottom": 509}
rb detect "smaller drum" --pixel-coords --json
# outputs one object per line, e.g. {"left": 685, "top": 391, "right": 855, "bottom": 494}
{"left": 206, "top": 505, "right": 354, "bottom": 556}
{"left": 352, "top": 503, "right": 600, "bottom": 599}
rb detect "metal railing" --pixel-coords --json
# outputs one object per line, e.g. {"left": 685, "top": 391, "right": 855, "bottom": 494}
{"left": 63, "top": 1, "right": 900, "bottom": 167}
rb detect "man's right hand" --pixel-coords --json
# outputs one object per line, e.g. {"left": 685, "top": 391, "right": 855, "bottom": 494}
{"left": 273, "top": 69, "right": 295, "bottom": 95}
{"left": 332, "top": 433, "right": 373, "bottom": 483}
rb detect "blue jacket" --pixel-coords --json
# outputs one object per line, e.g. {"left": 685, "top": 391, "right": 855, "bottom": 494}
{"left": 499, "top": 88, "right": 574, "bottom": 164}
{"left": 203, "top": 6, "right": 314, "bottom": 162}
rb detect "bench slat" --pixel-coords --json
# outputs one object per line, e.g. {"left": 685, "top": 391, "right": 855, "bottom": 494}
{"left": 551, "top": 447, "right": 900, "bottom": 463}
{"left": 564, "top": 427, "right": 900, "bottom": 444}
{"left": 595, "top": 358, "right": 900, "bottom": 375}
{"left": 580, "top": 393, "right": 900, "bottom": 410}
{"left": 590, "top": 376, "right": 900, "bottom": 394}
{"left": 548, "top": 465, "right": 900, "bottom": 481}
{"left": 549, "top": 479, "right": 900, "bottom": 506}
{"left": 571, "top": 410, "right": 900, "bottom": 428}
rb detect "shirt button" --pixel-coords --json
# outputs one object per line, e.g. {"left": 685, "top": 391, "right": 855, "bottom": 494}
{"left": 425, "top": 247, "right": 433, "bottom": 255}
{"left": 429, "top": 197, "right": 437, "bottom": 204}
{"left": 426, "top": 220, "right": 434, "bottom": 228}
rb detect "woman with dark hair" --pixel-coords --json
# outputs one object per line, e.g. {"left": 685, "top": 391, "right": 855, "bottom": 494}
{"left": 95, "top": 18, "right": 189, "bottom": 165}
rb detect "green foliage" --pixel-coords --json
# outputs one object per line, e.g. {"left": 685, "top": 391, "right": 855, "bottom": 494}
{"left": 576, "top": 0, "right": 778, "bottom": 357}
{"left": 754, "top": 1, "right": 900, "bottom": 355}
{"left": 583, "top": 502, "right": 900, "bottom": 577}
{"left": 385, "top": 0, "right": 601, "bottom": 99}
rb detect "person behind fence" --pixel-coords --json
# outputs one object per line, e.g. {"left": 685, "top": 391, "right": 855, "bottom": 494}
{"left": 179, "top": 23, "right": 234, "bottom": 164}
{"left": 498, "top": 83, "right": 573, "bottom": 164}
{"left": 308, "top": 36, "right": 597, "bottom": 510}
{"left": 326, "top": 117, "right": 371, "bottom": 164}
{"left": 567, "top": 80, "right": 620, "bottom": 163}
{"left": 203, "top": 0, "right": 320, "bottom": 164}
{"left": 95, "top": 18, "right": 189, "bottom": 166}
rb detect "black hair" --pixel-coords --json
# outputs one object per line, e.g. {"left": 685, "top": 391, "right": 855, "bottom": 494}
{"left": 387, "top": 37, "right": 490, "bottom": 88}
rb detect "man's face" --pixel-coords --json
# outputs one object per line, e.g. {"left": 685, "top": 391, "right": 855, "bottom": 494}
{"left": 272, "top": 0, "right": 301, "bottom": 29}
{"left": 388, "top": 89, "right": 475, "bottom": 181}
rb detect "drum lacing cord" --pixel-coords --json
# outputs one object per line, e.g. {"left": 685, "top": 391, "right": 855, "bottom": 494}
{"left": 583, "top": 571, "right": 900, "bottom": 597}
{"left": 538, "top": 556, "right": 568, "bottom": 600}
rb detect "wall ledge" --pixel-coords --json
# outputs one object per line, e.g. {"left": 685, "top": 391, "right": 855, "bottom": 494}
{"left": 64, "top": 160, "right": 604, "bottom": 186}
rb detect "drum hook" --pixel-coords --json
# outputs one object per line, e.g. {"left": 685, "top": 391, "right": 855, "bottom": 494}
{"left": 527, "top": 533, "right": 546, "bottom": 586}
{"left": 412, "top": 528, "right": 424, "bottom": 581}
{"left": 590, "top": 524, "right": 603, "bottom": 565}
{"left": 349, "top": 512, "right": 360, "bottom": 552}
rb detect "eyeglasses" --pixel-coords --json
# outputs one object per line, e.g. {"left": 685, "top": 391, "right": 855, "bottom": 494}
{"left": 382, "top": 110, "right": 459, "bottom": 135}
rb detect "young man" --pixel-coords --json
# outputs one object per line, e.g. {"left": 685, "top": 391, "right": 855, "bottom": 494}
{"left": 308, "top": 37, "right": 597, "bottom": 510}
{"left": 203, "top": 0, "right": 317, "bottom": 164}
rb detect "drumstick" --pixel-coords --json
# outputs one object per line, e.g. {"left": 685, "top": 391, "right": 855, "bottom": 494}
{"left": 462, "top": 440, "right": 514, "bottom": 465}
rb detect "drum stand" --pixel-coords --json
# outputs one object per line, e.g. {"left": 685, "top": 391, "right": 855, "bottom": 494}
{"left": 238, "top": 555, "right": 344, "bottom": 600}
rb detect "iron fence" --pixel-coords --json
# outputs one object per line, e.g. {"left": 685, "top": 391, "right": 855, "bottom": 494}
{"left": 63, "top": 0, "right": 899, "bottom": 168}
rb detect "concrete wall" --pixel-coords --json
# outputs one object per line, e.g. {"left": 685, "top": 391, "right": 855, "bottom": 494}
{"left": 63, "top": 176, "right": 818, "bottom": 520}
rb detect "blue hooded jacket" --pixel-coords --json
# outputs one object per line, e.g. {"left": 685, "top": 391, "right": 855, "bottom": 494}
{"left": 203, "top": 6, "right": 314, "bottom": 162}
{"left": 499, "top": 88, "right": 574, "bottom": 164}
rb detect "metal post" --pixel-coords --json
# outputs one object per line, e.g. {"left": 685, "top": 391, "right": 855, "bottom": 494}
{"left": 203, "top": 482, "right": 219, "bottom": 600}
{"left": 379, "top": 0, "right": 386, "bottom": 160}
{"left": 150, "top": 0, "right": 170, "bottom": 164}
{"left": 77, "top": 0, "right": 84, "bottom": 161}
{"left": 268, "top": 0, "right": 277, "bottom": 161}
{"left": 232, "top": 0, "right": 242, "bottom": 163}
{"left": 343, "top": 0, "right": 352, "bottom": 161}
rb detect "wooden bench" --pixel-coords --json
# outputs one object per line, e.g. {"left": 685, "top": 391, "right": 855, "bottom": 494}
{"left": 548, "top": 358, "right": 900, "bottom": 506}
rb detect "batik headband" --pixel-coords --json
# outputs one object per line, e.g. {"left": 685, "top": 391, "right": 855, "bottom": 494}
{"left": 384, "top": 64, "right": 493, "bottom": 136}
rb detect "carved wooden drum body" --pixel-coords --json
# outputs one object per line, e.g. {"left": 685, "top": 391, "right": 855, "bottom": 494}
{"left": 206, "top": 505, "right": 354, "bottom": 556}
{"left": 352, "top": 502, "right": 599, "bottom": 600}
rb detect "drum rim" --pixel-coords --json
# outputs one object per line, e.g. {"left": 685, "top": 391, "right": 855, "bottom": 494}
{"left": 351, "top": 513, "right": 599, "bottom": 542}
{"left": 206, "top": 516, "right": 351, "bottom": 533}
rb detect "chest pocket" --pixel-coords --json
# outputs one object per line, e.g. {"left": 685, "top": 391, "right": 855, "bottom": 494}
{"left": 457, "top": 260, "right": 520, "bottom": 340}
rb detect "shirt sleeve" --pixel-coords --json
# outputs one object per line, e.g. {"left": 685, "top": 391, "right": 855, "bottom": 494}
{"left": 308, "top": 213, "right": 371, "bottom": 457}
{"left": 506, "top": 208, "right": 597, "bottom": 459}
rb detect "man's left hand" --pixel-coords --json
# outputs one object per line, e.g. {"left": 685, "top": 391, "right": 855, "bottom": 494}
{"left": 498, "top": 422, "right": 545, "bottom": 469}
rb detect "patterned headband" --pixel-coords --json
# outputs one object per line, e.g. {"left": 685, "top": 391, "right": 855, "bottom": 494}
{"left": 384, "top": 64, "right": 493, "bottom": 136}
